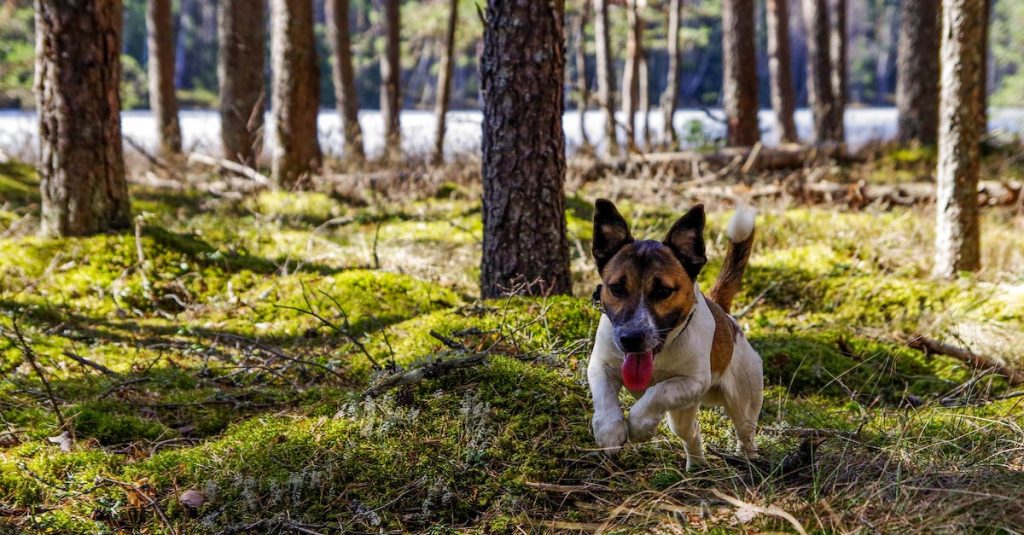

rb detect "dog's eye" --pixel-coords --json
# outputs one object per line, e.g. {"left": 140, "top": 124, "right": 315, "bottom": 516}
{"left": 649, "top": 285, "right": 675, "bottom": 301}
{"left": 608, "top": 282, "right": 626, "bottom": 297}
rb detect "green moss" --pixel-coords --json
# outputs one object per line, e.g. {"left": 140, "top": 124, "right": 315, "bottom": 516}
{"left": 0, "top": 161, "right": 39, "bottom": 207}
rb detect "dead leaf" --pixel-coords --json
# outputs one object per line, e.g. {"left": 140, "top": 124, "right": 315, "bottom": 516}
{"left": 47, "top": 431, "right": 72, "bottom": 452}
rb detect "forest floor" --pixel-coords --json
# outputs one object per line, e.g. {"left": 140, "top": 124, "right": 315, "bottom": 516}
{"left": 1, "top": 146, "right": 1023, "bottom": 533}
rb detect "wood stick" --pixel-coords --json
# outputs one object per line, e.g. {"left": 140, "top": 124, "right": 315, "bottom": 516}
{"left": 187, "top": 152, "right": 271, "bottom": 185}
{"left": 364, "top": 352, "right": 487, "bottom": 397}
{"left": 899, "top": 334, "right": 1024, "bottom": 385}
{"left": 62, "top": 350, "right": 118, "bottom": 377}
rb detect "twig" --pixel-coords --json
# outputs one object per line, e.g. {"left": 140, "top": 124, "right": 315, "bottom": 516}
{"left": 732, "top": 282, "right": 778, "bottom": 319}
{"left": 363, "top": 352, "right": 487, "bottom": 397}
{"left": 124, "top": 135, "right": 173, "bottom": 173}
{"left": 7, "top": 319, "right": 65, "bottom": 429}
{"left": 212, "top": 332, "right": 349, "bottom": 383}
{"left": 710, "top": 489, "right": 808, "bottom": 535}
{"left": 188, "top": 152, "right": 271, "bottom": 186}
{"left": 898, "top": 334, "right": 1023, "bottom": 385}
{"left": 429, "top": 330, "right": 465, "bottom": 350}
{"left": 525, "top": 481, "right": 609, "bottom": 494}
{"left": 740, "top": 141, "right": 763, "bottom": 173}
{"left": 62, "top": 350, "right": 118, "bottom": 377}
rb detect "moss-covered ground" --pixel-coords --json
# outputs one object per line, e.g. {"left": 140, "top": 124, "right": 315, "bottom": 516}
{"left": 1, "top": 157, "right": 1023, "bottom": 533}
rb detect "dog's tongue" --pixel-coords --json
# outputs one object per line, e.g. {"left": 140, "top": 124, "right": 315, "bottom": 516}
{"left": 621, "top": 351, "right": 654, "bottom": 393}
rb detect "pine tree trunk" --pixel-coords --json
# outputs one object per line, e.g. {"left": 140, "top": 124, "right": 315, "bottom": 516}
{"left": 895, "top": 0, "right": 939, "bottom": 145}
{"left": 802, "top": 0, "right": 840, "bottom": 144}
{"left": 431, "top": 0, "right": 457, "bottom": 165}
{"left": 147, "top": 0, "right": 181, "bottom": 156}
{"left": 480, "top": 0, "right": 571, "bottom": 298}
{"left": 218, "top": 0, "right": 265, "bottom": 167}
{"left": 934, "top": 0, "right": 984, "bottom": 277}
{"left": 572, "top": 0, "right": 591, "bottom": 149}
{"left": 36, "top": 0, "right": 130, "bottom": 237}
{"left": 829, "top": 0, "right": 847, "bottom": 139}
{"left": 593, "top": 0, "right": 618, "bottom": 157}
{"left": 661, "top": 0, "right": 680, "bottom": 148}
{"left": 621, "top": 0, "right": 641, "bottom": 152}
{"left": 327, "top": 0, "right": 365, "bottom": 161}
{"left": 380, "top": 0, "right": 401, "bottom": 161}
{"left": 639, "top": 52, "right": 650, "bottom": 149}
{"left": 722, "top": 0, "right": 759, "bottom": 147}
{"left": 270, "top": 0, "right": 321, "bottom": 188}
{"left": 766, "top": 0, "right": 798, "bottom": 143}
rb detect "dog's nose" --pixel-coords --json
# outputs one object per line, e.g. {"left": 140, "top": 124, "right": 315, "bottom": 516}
{"left": 619, "top": 331, "right": 645, "bottom": 352}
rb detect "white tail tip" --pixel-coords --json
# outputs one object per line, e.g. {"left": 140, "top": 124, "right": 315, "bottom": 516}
{"left": 727, "top": 205, "right": 756, "bottom": 243}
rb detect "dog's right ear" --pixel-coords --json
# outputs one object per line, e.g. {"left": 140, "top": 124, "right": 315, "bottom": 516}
{"left": 592, "top": 199, "right": 634, "bottom": 272}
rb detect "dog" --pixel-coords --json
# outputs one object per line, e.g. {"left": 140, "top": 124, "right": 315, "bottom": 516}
{"left": 587, "top": 199, "right": 763, "bottom": 470}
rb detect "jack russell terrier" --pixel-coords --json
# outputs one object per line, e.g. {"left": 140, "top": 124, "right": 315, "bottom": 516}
{"left": 587, "top": 199, "right": 763, "bottom": 470}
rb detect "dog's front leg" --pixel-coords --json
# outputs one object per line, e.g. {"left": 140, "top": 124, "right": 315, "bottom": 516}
{"left": 627, "top": 375, "right": 709, "bottom": 443}
{"left": 588, "top": 363, "right": 627, "bottom": 452}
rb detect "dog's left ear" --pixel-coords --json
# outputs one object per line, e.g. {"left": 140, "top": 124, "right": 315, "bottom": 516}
{"left": 664, "top": 204, "right": 707, "bottom": 279}
{"left": 593, "top": 199, "right": 634, "bottom": 273}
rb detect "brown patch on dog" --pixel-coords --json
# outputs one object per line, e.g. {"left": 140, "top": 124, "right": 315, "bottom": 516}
{"left": 600, "top": 241, "right": 697, "bottom": 333}
{"left": 706, "top": 299, "right": 736, "bottom": 375}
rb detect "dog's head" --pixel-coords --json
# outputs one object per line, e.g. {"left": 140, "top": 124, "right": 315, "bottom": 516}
{"left": 592, "top": 199, "right": 706, "bottom": 391}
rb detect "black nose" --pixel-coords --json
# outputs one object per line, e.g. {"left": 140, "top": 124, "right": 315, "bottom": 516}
{"left": 619, "top": 331, "right": 645, "bottom": 352}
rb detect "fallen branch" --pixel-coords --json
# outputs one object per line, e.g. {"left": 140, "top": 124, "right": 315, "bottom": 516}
{"left": 525, "top": 481, "right": 610, "bottom": 494}
{"left": 6, "top": 319, "right": 65, "bottom": 429}
{"left": 62, "top": 350, "right": 118, "bottom": 377}
{"left": 899, "top": 334, "right": 1023, "bottom": 385}
{"left": 212, "top": 332, "right": 349, "bottom": 383}
{"left": 364, "top": 352, "right": 487, "bottom": 397}
{"left": 188, "top": 152, "right": 271, "bottom": 186}
{"left": 710, "top": 489, "right": 808, "bottom": 535}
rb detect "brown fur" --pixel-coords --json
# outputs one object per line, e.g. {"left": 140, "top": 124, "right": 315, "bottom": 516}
{"left": 706, "top": 299, "right": 736, "bottom": 375}
{"left": 600, "top": 241, "right": 697, "bottom": 334}
{"left": 708, "top": 230, "right": 754, "bottom": 313}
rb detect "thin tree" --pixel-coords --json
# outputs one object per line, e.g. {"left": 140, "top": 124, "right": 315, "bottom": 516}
{"left": 621, "top": 0, "right": 642, "bottom": 152}
{"left": 766, "top": 0, "right": 798, "bottom": 143}
{"left": 661, "top": 0, "right": 681, "bottom": 148}
{"left": 934, "top": 0, "right": 985, "bottom": 277}
{"left": 572, "top": 0, "right": 591, "bottom": 149}
{"left": 593, "top": 0, "right": 617, "bottom": 157}
{"left": 270, "top": 0, "right": 322, "bottom": 188}
{"left": 218, "top": 0, "right": 265, "bottom": 166}
{"left": 829, "top": 0, "right": 847, "bottom": 137}
{"left": 36, "top": 0, "right": 130, "bottom": 236}
{"left": 147, "top": 0, "right": 181, "bottom": 156}
{"left": 722, "top": 0, "right": 759, "bottom": 146}
{"left": 327, "top": 0, "right": 365, "bottom": 160}
{"left": 480, "top": 0, "right": 572, "bottom": 298}
{"left": 380, "top": 0, "right": 401, "bottom": 161}
{"left": 431, "top": 0, "right": 458, "bottom": 165}
{"left": 802, "top": 0, "right": 840, "bottom": 144}
{"left": 895, "top": 0, "right": 939, "bottom": 145}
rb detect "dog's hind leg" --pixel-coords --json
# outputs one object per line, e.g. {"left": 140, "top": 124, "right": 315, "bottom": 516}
{"left": 667, "top": 405, "right": 706, "bottom": 471}
{"left": 723, "top": 390, "right": 761, "bottom": 458}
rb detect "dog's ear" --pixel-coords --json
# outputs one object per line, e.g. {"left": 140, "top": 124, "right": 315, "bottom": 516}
{"left": 593, "top": 199, "right": 634, "bottom": 272}
{"left": 664, "top": 204, "right": 707, "bottom": 279}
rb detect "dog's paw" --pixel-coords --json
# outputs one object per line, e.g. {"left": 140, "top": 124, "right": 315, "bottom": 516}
{"left": 627, "top": 410, "right": 661, "bottom": 443}
{"left": 592, "top": 414, "right": 627, "bottom": 452}
{"left": 685, "top": 454, "right": 709, "bottom": 472}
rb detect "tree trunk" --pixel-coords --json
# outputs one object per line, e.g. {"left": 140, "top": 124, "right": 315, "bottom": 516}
{"left": 895, "top": 0, "right": 939, "bottom": 145}
{"left": 480, "top": 0, "right": 571, "bottom": 298}
{"left": 35, "top": 0, "right": 130, "bottom": 237}
{"left": 572, "top": 0, "right": 591, "bottom": 149}
{"left": 270, "top": 0, "right": 321, "bottom": 188}
{"left": 593, "top": 0, "right": 618, "bottom": 157}
{"left": 218, "top": 0, "right": 265, "bottom": 166}
{"left": 766, "top": 0, "right": 798, "bottom": 143}
{"left": 934, "top": 0, "right": 985, "bottom": 277}
{"left": 326, "top": 0, "right": 365, "bottom": 161}
{"left": 722, "top": 0, "right": 759, "bottom": 147}
{"left": 621, "top": 0, "right": 641, "bottom": 152}
{"left": 639, "top": 52, "right": 651, "bottom": 149}
{"left": 147, "top": 0, "right": 181, "bottom": 156}
{"left": 829, "top": 0, "right": 847, "bottom": 126}
{"left": 431, "top": 0, "right": 458, "bottom": 165}
{"left": 802, "top": 0, "right": 840, "bottom": 144}
{"left": 380, "top": 0, "right": 401, "bottom": 161}
{"left": 661, "top": 0, "right": 680, "bottom": 148}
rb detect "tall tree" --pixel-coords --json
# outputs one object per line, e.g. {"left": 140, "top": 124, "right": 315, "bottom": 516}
{"left": 593, "top": 0, "right": 618, "bottom": 157}
{"left": 35, "top": 0, "right": 130, "bottom": 236}
{"left": 766, "top": 0, "right": 798, "bottom": 143}
{"left": 480, "top": 0, "right": 571, "bottom": 298}
{"left": 147, "top": 0, "right": 181, "bottom": 156}
{"left": 431, "top": 0, "right": 458, "bottom": 165}
{"left": 621, "top": 0, "right": 642, "bottom": 152}
{"left": 722, "top": 0, "right": 759, "bottom": 146}
{"left": 802, "top": 0, "right": 841, "bottom": 144}
{"left": 218, "top": 0, "right": 265, "bottom": 166}
{"left": 829, "top": 0, "right": 847, "bottom": 123}
{"left": 572, "top": 0, "right": 591, "bottom": 149}
{"left": 270, "top": 0, "right": 321, "bottom": 188}
{"left": 895, "top": 0, "right": 939, "bottom": 145}
{"left": 326, "top": 0, "right": 365, "bottom": 160}
{"left": 661, "top": 0, "right": 681, "bottom": 148}
{"left": 934, "top": 0, "right": 985, "bottom": 277}
{"left": 380, "top": 0, "right": 401, "bottom": 160}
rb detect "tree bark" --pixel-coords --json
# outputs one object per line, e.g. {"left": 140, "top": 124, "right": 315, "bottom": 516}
{"left": 431, "top": 0, "right": 458, "bottom": 165}
{"left": 829, "top": 0, "right": 847, "bottom": 123}
{"left": 572, "top": 0, "right": 591, "bottom": 149}
{"left": 147, "top": 0, "right": 181, "bottom": 156}
{"left": 480, "top": 0, "right": 571, "bottom": 298}
{"left": 661, "top": 0, "right": 681, "bottom": 148}
{"left": 35, "top": 0, "right": 131, "bottom": 237}
{"left": 722, "top": 0, "right": 760, "bottom": 147}
{"left": 327, "top": 0, "right": 365, "bottom": 161}
{"left": 380, "top": 0, "right": 401, "bottom": 161}
{"left": 218, "top": 0, "right": 265, "bottom": 166}
{"left": 621, "top": 0, "right": 641, "bottom": 152}
{"left": 802, "top": 0, "right": 841, "bottom": 144}
{"left": 934, "top": 0, "right": 985, "bottom": 277}
{"left": 270, "top": 0, "right": 321, "bottom": 189}
{"left": 593, "top": 0, "right": 618, "bottom": 157}
{"left": 766, "top": 0, "right": 798, "bottom": 143}
{"left": 895, "top": 0, "right": 939, "bottom": 145}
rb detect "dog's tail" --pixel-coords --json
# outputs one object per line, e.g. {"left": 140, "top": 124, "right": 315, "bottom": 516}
{"left": 708, "top": 205, "right": 756, "bottom": 313}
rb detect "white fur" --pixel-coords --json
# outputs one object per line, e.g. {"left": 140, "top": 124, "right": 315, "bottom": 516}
{"left": 588, "top": 284, "right": 764, "bottom": 468}
{"left": 726, "top": 205, "right": 757, "bottom": 243}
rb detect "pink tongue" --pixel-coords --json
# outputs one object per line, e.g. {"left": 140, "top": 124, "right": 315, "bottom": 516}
{"left": 621, "top": 351, "right": 654, "bottom": 392}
